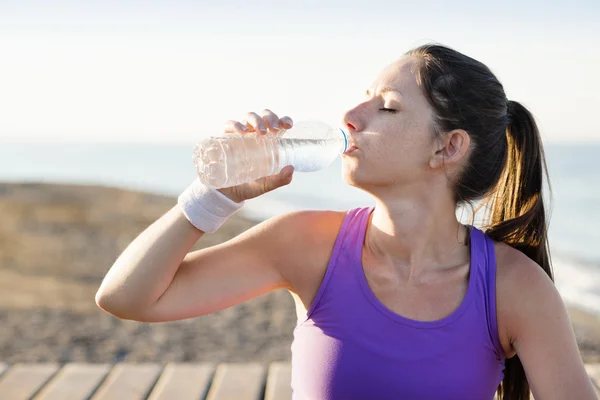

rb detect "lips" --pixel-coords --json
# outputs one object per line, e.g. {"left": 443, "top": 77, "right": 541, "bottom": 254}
{"left": 343, "top": 145, "right": 358, "bottom": 155}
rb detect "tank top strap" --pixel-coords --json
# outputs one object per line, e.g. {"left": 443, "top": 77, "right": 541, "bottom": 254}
{"left": 302, "top": 207, "right": 372, "bottom": 322}
{"left": 470, "top": 226, "right": 504, "bottom": 360}
{"left": 346, "top": 206, "right": 374, "bottom": 260}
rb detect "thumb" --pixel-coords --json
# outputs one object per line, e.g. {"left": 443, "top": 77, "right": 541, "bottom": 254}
{"left": 264, "top": 165, "right": 294, "bottom": 192}
{"left": 279, "top": 165, "right": 295, "bottom": 185}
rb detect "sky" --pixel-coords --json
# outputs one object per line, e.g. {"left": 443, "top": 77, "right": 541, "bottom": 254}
{"left": 1, "top": 0, "right": 599, "bottom": 143}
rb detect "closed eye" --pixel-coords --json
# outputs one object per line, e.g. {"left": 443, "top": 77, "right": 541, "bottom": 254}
{"left": 379, "top": 108, "right": 397, "bottom": 113}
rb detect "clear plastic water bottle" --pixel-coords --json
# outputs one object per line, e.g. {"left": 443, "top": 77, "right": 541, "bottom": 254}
{"left": 192, "top": 120, "right": 348, "bottom": 188}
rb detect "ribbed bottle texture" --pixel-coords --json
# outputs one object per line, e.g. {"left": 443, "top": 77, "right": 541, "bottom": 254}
{"left": 193, "top": 121, "right": 347, "bottom": 188}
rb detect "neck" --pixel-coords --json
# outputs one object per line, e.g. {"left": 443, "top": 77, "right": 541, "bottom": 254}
{"left": 365, "top": 184, "right": 469, "bottom": 273}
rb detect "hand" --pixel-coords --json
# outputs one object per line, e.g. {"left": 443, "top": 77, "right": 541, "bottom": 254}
{"left": 217, "top": 109, "right": 295, "bottom": 203}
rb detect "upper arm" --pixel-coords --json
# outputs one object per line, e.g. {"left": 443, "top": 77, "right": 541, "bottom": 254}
{"left": 139, "top": 210, "right": 338, "bottom": 322}
{"left": 497, "top": 248, "right": 597, "bottom": 399}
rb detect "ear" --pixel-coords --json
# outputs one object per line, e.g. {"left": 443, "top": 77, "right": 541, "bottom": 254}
{"left": 429, "top": 129, "right": 470, "bottom": 169}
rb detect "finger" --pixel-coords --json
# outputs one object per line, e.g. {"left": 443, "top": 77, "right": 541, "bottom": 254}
{"left": 245, "top": 112, "right": 267, "bottom": 135}
{"left": 280, "top": 165, "right": 295, "bottom": 179}
{"left": 280, "top": 116, "right": 293, "bottom": 129}
{"left": 278, "top": 165, "right": 295, "bottom": 186}
{"left": 224, "top": 120, "right": 249, "bottom": 134}
{"left": 261, "top": 109, "right": 280, "bottom": 133}
{"left": 262, "top": 165, "right": 294, "bottom": 192}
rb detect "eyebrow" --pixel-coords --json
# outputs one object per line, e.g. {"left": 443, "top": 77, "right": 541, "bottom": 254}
{"left": 365, "top": 87, "right": 403, "bottom": 97}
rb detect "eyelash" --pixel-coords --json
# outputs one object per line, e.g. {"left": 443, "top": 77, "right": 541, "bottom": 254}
{"left": 379, "top": 108, "right": 397, "bottom": 113}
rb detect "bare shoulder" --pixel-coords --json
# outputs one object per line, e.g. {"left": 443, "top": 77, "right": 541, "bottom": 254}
{"left": 494, "top": 241, "right": 554, "bottom": 294}
{"left": 263, "top": 209, "right": 347, "bottom": 302}
{"left": 493, "top": 241, "right": 559, "bottom": 356}
{"left": 493, "top": 242, "right": 595, "bottom": 398}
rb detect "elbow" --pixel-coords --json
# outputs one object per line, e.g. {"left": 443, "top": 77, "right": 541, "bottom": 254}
{"left": 94, "top": 287, "right": 109, "bottom": 311}
{"left": 95, "top": 289, "right": 157, "bottom": 322}
{"left": 94, "top": 290, "right": 112, "bottom": 313}
{"left": 95, "top": 290, "right": 137, "bottom": 321}
{"left": 95, "top": 290, "right": 123, "bottom": 318}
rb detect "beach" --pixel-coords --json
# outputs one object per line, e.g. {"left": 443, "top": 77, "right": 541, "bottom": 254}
{"left": 1, "top": 181, "right": 598, "bottom": 364}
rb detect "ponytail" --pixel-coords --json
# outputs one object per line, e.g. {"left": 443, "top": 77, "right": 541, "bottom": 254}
{"left": 483, "top": 100, "right": 553, "bottom": 400}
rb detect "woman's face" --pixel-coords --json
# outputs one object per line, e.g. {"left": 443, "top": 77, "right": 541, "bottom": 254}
{"left": 341, "top": 56, "right": 440, "bottom": 193}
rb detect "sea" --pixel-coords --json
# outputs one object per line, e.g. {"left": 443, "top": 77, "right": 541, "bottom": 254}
{"left": 1, "top": 141, "right": 599, "bottom": 315}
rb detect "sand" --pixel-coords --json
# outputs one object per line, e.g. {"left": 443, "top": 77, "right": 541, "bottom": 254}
{"left": 0, "top": 182, "right": 598, "bottom": 364}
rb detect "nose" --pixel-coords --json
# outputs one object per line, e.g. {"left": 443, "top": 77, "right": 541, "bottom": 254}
{"left": 346, "top": 121, "right": 357, "bottom": 131}
{"left": 342, "top": 104, "right": 364, "bottom": 133}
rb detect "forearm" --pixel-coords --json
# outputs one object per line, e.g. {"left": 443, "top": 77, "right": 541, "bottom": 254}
{"left": 95, "top": 205, "right": 203, "bottom": 318}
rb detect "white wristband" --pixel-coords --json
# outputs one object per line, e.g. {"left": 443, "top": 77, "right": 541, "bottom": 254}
{"left": 177, "top": 178, "right": 245, "bottom": 234}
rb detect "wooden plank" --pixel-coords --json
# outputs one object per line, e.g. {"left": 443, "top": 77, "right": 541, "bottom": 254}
{"left": 264, "top": 362, "right": 292, "bottom": 400}
{"left": 147, "top": 363, "right": 214, "bottom": 400}
{"left": 33, "top": 363, "right": 111, "bottom": 400}
{"left": 206, "top": 363, "right": 266, "bottom": 400}
{"left": 585, "top": 363, "right": 600, "bottom": 396}
{"left": 0, "top": 361, "right": 596, "bottom": 400}
{"left": 90, "top": 363, "right": 162, "bottom": 400}
{"left": 0, "top": 363, "right": 60, "bottom": 400}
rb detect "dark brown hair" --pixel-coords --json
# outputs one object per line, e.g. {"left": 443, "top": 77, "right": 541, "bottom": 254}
{"left": 406, "top": 44, "right": 553, "bottom": 400}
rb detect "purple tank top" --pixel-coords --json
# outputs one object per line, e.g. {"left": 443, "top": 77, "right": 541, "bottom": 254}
{"left": 291, "top": 207, "right": 505, "bottom": 400}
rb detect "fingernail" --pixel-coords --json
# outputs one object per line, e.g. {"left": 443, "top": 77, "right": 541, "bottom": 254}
{"left": 272, "top": 122, "right": 280, "bottom": 130}
{"left": 241, "top": 125, "right": 249, "bottom": 131}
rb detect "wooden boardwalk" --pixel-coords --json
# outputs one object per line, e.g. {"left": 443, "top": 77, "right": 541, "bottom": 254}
{"left": 0, "top": 362, "right": 290, "bottom": 400}
{"left": 0, "top": 362, "right": 597, "bottom": 400}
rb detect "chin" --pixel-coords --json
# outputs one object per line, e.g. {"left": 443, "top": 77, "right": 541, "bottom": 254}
{"left": 341, "top": 163, "right": 376, "bottom": 191}
{"left": 341, "top": 160, "right": 398, "bottom": 193}
{"left": 341, "top": 159, "right": 359, "bottom": 184}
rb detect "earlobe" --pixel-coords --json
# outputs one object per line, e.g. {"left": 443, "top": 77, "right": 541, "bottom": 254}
{"left": 429, "top": 147, "right": 443, "bottom": 168}
{"left": 429, "top": 156, "right": 437, "bottom": 169}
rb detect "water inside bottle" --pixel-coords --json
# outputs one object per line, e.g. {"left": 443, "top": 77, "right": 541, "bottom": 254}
{"left": 193, "top": 139, "right": 229, "bottom": 187}
{"left": 193, "top": 131, "right": 345, "bottom": 188}
{"left": 277, "top": 137, "right": 344, "bottom": 172}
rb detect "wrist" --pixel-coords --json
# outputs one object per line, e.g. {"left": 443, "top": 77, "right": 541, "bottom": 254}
{"left": 177, "top": 179, "right": 245, "bottom": 233}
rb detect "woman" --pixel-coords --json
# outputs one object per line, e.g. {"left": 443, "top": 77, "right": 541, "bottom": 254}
{"left": 95, "top": 44, "right": 597, "bottom": 399}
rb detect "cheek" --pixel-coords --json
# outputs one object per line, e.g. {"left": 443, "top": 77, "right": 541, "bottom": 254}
{"left": 369, "top": 135, "right": 432, "bottom": 177}
{"left": 390, "top": 122, "right": 434, "bottom": 162}
{"left": 342, "top": 121, "right": 433, "bottom": 181}
{"left": 396, "top": 109, "right": 434, "bottom": 142}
